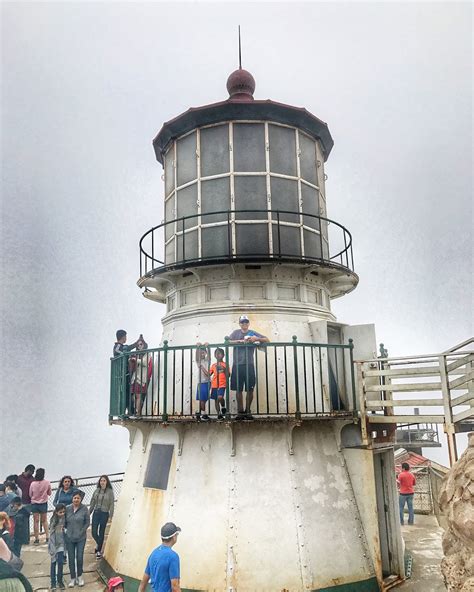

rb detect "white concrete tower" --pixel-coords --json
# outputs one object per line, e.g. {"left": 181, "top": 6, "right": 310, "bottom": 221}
{"left": 103, "top": 67, "right": 405, "bottom": 591}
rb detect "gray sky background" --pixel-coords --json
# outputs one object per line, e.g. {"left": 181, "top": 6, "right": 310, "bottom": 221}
{"left": 1, "top": 1, "right": 472, "bottom": 479}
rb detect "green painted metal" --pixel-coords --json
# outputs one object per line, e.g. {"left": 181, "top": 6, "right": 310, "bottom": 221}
{"left": 109, "top": 340, "right": 357, "bottom": 420}
{"left": 314, "top": 577, "right": 380, "bottom": 591}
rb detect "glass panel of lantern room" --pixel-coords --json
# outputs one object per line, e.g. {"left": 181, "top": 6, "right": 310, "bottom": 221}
{"left": 272, "top": 225, "right": 301, "bottom": 258}
{"left": 164, "top": 149, "right": 175, "bottom": 197}
{"left": 176, "top": 184, "right": 198, "bottom": 230}
{"left": 301, "top": 184, "right": 320, "bottom": 231}
{"left": 236, "top": 224, "right": 269, "bottom": 256}
{"left": 303, "top": 228, "right": 323, "bottom": 260}
{"left": 176, "top": 132, "right": 197, "bottom": 187}
{"left": 234, "top": 176, "right": 267, "bottom": 220}
{"left": 299, "top": 133, "right": 318, "bottom": 186}
{"left": 176, "top": 229, "right": 198, "bottom": 263}
{"left": 200, "top": 125, "right": 230, "bottom": 177}
{"left": 165, "top": 196, "right": 175, "bottom": 241}
{"left": 270, "top": 177, "right": 299, "bottom": 223}
{"left": 165, "top": 239, "right": 175, "bottom": 265}
{"left": 201, "top": 177, "right": 231, "bottom": 224}
{"left": 269, "top": 124, "right": 297, "bottom": 176}
{"left": 233, "top": 123, "right": 266, "bottom": 172}
{"left": 201, "top": 225, "right": 230, "bottom": 260}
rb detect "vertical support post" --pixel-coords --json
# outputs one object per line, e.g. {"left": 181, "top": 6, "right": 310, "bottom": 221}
{"left": 349, "top": 338, "right": 357, "bottom": 413}
{"left": 292, "top": 336, "right": 301, "bottom": 419}
{"left": 439, "top": 354, "right": 458, "bottom": 466}
{"left": 163, "top": 340, "right": 169, "bottom": 422}
{"left": 357, "top": 361, "right": 368, "bottom": 445}
{"left": 224, "top": 337, "right": 230, "bottom": 419}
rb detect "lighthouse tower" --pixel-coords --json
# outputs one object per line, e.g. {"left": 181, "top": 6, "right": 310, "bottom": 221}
{"left": 104, "top": 67, "right": 405, "bottom": 591}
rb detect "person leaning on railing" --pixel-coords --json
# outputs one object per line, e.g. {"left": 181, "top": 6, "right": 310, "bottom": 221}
{"left": 227, "top": 315, "right": 269, "bottom": 420}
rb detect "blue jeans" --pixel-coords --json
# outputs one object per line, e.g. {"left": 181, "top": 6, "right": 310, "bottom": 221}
{"left": 399, "top": 493, "right": 414, "bottom": 524}
{"left": 92, "top": 510, "right": 109, "bottom": 552}
{"left": 66, "top": 539, "right": 86, "bottom": 579}
{"left": 50, "top": 551, "right": 64, "bottom": 587}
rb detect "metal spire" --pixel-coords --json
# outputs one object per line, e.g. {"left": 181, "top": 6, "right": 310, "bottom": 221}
{"left": 238, "top": 25, "right": 242, "bottom": 69}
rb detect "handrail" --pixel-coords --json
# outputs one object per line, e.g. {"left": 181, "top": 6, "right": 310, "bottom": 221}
{"left": 109, "top": 339, "right": 357, "bottom": 421}
{"left": 138, "top": 208, "right": 355, "bottom": 277}
{"left": 443, "top": 337, "right": 474, "bottom": 354}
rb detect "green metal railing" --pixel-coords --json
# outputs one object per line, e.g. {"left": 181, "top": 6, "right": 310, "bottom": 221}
{"left": 109, "top": 338, "right": 357, "bottom": 421}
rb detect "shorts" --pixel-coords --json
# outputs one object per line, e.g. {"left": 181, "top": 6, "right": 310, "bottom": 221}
{"left": 210, "top": 387, "right": 226, "bottom": 400}
{"left": 230, "top": 364, "right": 256, "bottom": 391}
{"left": 31, "top": 502, "right": 48, "bottom": 514}
{"left": 196, "top": 382, "right": 210, "bottom": 402}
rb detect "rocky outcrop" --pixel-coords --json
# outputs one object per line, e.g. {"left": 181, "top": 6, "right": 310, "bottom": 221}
{"left": 439, "top": 432, "right": 474, "bottom": 592}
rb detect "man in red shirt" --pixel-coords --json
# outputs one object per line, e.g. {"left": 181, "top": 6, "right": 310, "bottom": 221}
{"left": 397, "top": 462, "right": 416, "bottom": 525}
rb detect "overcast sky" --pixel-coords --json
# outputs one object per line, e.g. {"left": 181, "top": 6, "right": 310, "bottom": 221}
{"left": 1, "top": 1, "right": 472, "bottom": 479}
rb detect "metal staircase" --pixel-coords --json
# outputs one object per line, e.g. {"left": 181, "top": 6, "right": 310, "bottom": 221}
{"left": 356, "top": 338, "right": 474, "bottom": 465}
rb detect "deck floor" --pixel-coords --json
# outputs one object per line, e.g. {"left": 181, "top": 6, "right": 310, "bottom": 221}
{"left": 398, "top": 514, "right": 445, "bottom": 591}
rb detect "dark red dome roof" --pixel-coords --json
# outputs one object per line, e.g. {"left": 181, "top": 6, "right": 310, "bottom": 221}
{"left": 226, "top": 68, "right": 255, "bottom": 101}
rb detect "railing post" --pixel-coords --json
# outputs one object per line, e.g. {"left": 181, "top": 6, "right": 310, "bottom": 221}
{"left": 162, "top": 340, "right": 169, "bottom": 422}
{"left": 349, "top": 339, "right": 357, "bottom": 413}
{"left": 439, "top": 354, "right": 458, "bottom": 466}
{"left": 224, "top": 337, "right": 230, "bottom": 419}
{"left": 292, "top": 336, "right": 301, "bottom": 419}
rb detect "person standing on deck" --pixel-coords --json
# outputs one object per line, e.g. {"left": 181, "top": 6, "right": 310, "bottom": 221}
{"left": 227, "top": 315, "right": 269, "bottom": 420}
{"left": 397, "top": 462, "right": 416, "bottom": 525}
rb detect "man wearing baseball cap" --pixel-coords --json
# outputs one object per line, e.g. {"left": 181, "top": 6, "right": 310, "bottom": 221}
{"left": 227, "top": 315, "right": 269, "bottom": 419}
{"left": 138, "top": 522, "right": 181, "bottom": 592}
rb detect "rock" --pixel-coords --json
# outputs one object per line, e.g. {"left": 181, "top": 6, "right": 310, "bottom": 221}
{"left": 439, "top": 432, "right": 474, "bottom": 591}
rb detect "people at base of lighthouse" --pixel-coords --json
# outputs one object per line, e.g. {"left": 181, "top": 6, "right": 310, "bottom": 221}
{"left": 397, "top": 462, "right": 416, "bottom": 525}
{"left": 138, "top": 522, "right": 181, "bottom": 592}
{"left": 129, "top": 338, "right": 152, "bottom": 417}
{"left": 227, "top": 315, "right": 269, "bottom": 420}
{"left": 7, "top": 497, "right": 30, "bottom": 557}
{"left": 48, "top": 504, "right": 67, "bottom": 590}
{"left": 209, "top": 347, "right": 229, "bottom": 420}
{"left": 89, "top": 475, "right": 115, "bottom": 560}
{"left": 53, "top": 476, "right": 76, "bottom": 508}
{"left": 29, "top": 468, "right": 51, "bottom": 545}
{"left": 195, "top": 344, "right": 211, "bottom": 421}
{"left": 65, "top": 490, "right": 90, "bottom": 588}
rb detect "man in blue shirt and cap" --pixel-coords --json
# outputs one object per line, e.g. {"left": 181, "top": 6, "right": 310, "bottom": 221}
{"left": 138, "top": 522, "right": 181, "bottom": 592}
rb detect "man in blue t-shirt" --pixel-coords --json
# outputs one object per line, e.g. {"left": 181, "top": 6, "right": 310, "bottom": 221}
{"left": 227, "top": 315, "right": 269, "bottom": 420}
{"left": 138, "top": 522, "right": 181, "bottom": 592}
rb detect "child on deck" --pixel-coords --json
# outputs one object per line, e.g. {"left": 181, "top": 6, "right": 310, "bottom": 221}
{"left": 7, "top": 496, "right": 31, "bottom": 557}
{"left": 49, "top": 504, "right": 67, "bottom": 590}
{"left": 210, "top": 348, "right": 228, "bottom": 420}
{"left": 195, "top": 343, "right": 211, "bottom": 421}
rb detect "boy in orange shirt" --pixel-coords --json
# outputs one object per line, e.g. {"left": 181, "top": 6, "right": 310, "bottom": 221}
{"left": 210, "top": 348, "right": 229, "bottom": 420}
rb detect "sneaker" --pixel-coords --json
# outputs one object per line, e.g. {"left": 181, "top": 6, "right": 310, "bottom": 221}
{"left": 195, "top": 412, "right": 201, "bottom": 421}
{"left": 58, "top": 583, "right": 65, "bottom": 590}
{"left": 45, "top": 537, "right": 49, "bottom": 543}
{"left": 200, "top": 414, "right": 210, "bottom": 421}
{"left": 96, "top": 551, "right": 102, "bottom": 559}
{"left": 68, "top": 580, "right": 76, "bottom": 588}
{"left": 217, "top": 414, "right": 224, "bottom": 420}
{"left": 221, "top": 407, "right": 227, "bottom": 415}
{"left": 34, "top": 539, "right": 39, "bottom": 545}
{"left": 245, "top": 412, "right": 254, "bottom": 420}
{"left": 77, "top": 577, "right": 84, "bottom": 587}
{"left": 235, "top": 412, "right": 245, "bottom": 421}
{"left": 51, "top": 586, "right": 57, "bottom": 591}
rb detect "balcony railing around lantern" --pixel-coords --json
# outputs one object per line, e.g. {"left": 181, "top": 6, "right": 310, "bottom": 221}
{"left": 139, "top": 209, "right": 355, "bottom": 277}
{"left": 109, "top": 338, "right": 357, "bottom": 421}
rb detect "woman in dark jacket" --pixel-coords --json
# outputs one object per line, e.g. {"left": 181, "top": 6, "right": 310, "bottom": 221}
{"left": 65, "top": 490, "right": 90, "bottom": 588}
{"left": 53, "top": 476, "right": 76, "bottom": 507}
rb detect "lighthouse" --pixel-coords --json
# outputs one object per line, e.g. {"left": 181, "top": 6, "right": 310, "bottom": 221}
{"left": 103, "top": 65, "right": 406, "bottom": 591}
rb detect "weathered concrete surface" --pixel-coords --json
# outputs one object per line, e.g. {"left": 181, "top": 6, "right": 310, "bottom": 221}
{"left": 398, "top": 514, "right": 445, "bottom": 592}
{"left": 439, "top": 432, "right": 474, "bottom": 592}
{"left": 21, "top": 535, "right": 104, "bottom": 592}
